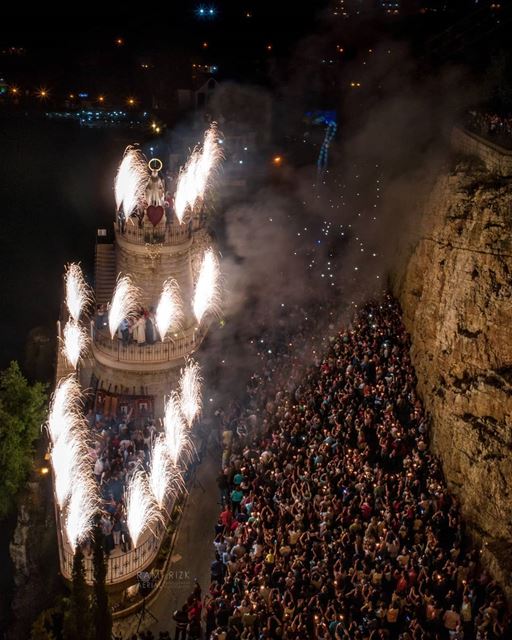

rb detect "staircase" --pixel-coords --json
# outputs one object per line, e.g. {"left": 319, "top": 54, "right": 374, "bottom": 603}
{"left": 95, "top": 243, "right": 116, "bottom": 305}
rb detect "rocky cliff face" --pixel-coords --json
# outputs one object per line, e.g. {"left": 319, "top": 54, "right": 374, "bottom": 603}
{"left": 394, "top": 157, "right": 512, "bottom": 597}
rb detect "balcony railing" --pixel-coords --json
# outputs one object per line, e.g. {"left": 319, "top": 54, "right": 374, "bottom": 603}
{"left": 91, "top": 323, "right": 206, "bottom": 364}
{"left": 59, "top": 518, "right": 168, "bottom": 584}
{"left": 56, "top": 462, "right": 199, "bottom": 584}
{"left": 116, "top": 215, "right": 204, "bottom": 246}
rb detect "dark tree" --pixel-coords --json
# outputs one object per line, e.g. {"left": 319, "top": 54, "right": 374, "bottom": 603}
{"left": 0, "top": 361, "right": 47, "bottom": 518}
{"left": 30, "top": 609, "right": 56, "bottom": 640}
{"left": 63, "top": 546, "right": 91, "bottom": 640}
{"left": 91, "top": 524, "right": 112, "bottom": 640}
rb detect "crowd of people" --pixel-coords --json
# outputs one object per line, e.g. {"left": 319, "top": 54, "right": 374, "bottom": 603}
{"left": 187, "top": 295, "right": 510, "bottom": 640}
{"left": 81, "top": 403, "right": 159, "bottom": 556}
{"left": 465, "top": 110, "right": 512, "bottom": 148}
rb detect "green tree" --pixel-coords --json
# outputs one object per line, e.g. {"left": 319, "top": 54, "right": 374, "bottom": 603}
{"left": 0, "top": 361, "right": 47, "bottom": 518}
{"left": 91, "top": 524, "right": 112, "bottom": 640}
{"left": 63, "top": 546, "right": 91, "bottom": 640}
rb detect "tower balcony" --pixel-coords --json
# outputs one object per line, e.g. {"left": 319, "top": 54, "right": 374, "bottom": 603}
{"left": 115, "top": 214, "right": 204, "bottom": 247}
{"left": 91, "top": 322, "right": 207, "bottom": 372}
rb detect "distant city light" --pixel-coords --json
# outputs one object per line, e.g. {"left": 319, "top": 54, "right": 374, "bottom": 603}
{"left": 115, "top": 37, "right": 124, "bottom": 46}
{"left": 37, "top": 88, "right": 49, "bottom": 99}
{"left": 98, "top": 95, "right": 105, "bottom": 103}
{"left": 127, "top": 97, "right": 136, "bottom": 106}
{"left": 196, "top": 5, "right": 217, "bottom": 18}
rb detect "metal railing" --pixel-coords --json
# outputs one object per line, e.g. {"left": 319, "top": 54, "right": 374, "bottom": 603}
{"left": 116, "top": 216, "right": 204, "bottom": 246}
{"left": 59, "top": 519, "right": 168, "bottom": 584}
{"left": 91, "top": 323, "right": 205, "bottom": 364}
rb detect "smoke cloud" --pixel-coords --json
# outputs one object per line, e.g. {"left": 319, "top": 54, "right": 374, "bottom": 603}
{"left": 199, "top": 22, "right": 480, "bottom": 403}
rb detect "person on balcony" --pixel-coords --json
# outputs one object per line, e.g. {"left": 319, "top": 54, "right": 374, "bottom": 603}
{"left": 119, "top": 317, "right": 130, "bottom": 346}
{"left": 133, "top": 314, "right": 146, "bottom": 346}
{"left": 145, "top": 308, "right": 157, "bottom": 345}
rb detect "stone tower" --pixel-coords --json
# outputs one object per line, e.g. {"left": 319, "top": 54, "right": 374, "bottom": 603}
{"left": 87, "top": 159, "right": 212, "bottom": 415}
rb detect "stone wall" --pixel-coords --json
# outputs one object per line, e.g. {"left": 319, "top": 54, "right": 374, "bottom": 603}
{"left": 393, "top": 158, "right": 512, "bottom": 597}
{"left": 451, "top": 127, "right": 512, "bottom": 177}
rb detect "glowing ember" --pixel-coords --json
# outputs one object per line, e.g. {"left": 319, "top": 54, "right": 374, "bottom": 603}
{"left": 155, "top": 278, "right": 183, "bottom": 341}
{"left": 125, "top": 471, "right": 164, "bottom": 547}
{"left": 174, "top": 123, "right": 222, "bottom": 223}
{"left": 66, "top": 474, "right": 99, "bottom": 549}
{"left": 179, "top": 359, "right": 202, "bottom": 427}
{"left": 193, "top": 248, "right": 221, "bottom": 323}
{"left": 65, "top": 263, "right": 92, "bottom": 322}
{"left": 62, "top": 320, "right": 88, "bottom": 369}
{"left": 114, "top": 146, "right": 149, "bottom": 217}
{"left": 47, "top": 375, "right": 82, "bottom": 444}
{"left": 108, "top": 275, "right": 141, "bottom": 339}
{"left": 163, "top": 393, "right": 192, "bottom": 466}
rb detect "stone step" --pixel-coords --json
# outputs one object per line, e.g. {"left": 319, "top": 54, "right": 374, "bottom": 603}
{"left": 95, "top": 243, "right": 116, "bottom": 305}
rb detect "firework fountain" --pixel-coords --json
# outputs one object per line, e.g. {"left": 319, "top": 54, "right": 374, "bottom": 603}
{"left": 108, "top": 274, "right": 141, "bottom": 339}
{"left": 62, "top": 319, "right": 89, "bottom": 369}
{"left": 115, "top": 146, "right": 149, "bottom": 218}
{"left": 179, "top": 359, "right": 203, "bottom": 428}
{"left": 52, "top": 431, "right": 86, "bottom": 508}
{"left": 65, "top": 263, "right": 92, "bottom": 322}
{"left": 47, "top": 375, "right": 83, "bottom": 444}
{"left": 155, "top": 278, "right": 183, "bottom": 341}
{"left": 48, "top": 375, "right": 100, "bottom": 548}
{"left": 148, "top": 435, "right": 184, "bottom": 510}
{"left": 66, "top": 474, "right": 100, "bottom": 549}
{"left": 174, "top": 123, "right": 223, "bottom": 223}
{"left": 125, "top": 471, "right": 164, "bottom": 547}
{"left": 193, "top": 248, "right": 221, "bottom": 323}
{"left": 163, "top": 392, "right": 192, "bottom": 466}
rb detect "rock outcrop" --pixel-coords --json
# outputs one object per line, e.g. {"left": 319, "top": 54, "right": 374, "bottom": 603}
{"left": 394, "top": 156, "right": 512, "bottom": 597}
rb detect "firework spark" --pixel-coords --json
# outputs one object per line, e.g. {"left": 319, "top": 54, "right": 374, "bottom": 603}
{"left": 65, "top": 263, "right": 92, "bottom": 322}
{"left": 62, "top": 320, "right": 89, "bottom": 369}
{"left": 51, "top": 431, "right": 85, "bottom": 508}
{"left": 66, "top": 473, "right": 99, "bottom": 549}
{"left": 125, "top": 471, "right": 164, "bottom": 547}
{"left": 179, "top": 359, "right": 202, "bottom": 427}
{"left": 193, "top": 248, "right": 220, "bottom": 323}
{"left": 148, "top": 435, "right": 184, "bottom": 510}
{"left": 115, "top": 146, "right": 149, "bottom": 217}
{"left": 47, "top": 375, "right": 82, "bottom": 444}
{"left": 108, "top": 275, "right": 141, "bottom": 339}
{"left": 155, "top": 278, "right": 183, "bottom": 341}
{"left": 174, "top": 123, "right": 222, "bottom": 223}
{"left": 163, "top": 393, "right": 192, "bottom": 466}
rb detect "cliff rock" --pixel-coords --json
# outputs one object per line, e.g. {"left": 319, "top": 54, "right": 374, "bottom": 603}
{"left": 394, "top": 158, "right": 512, "bottom": 596}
